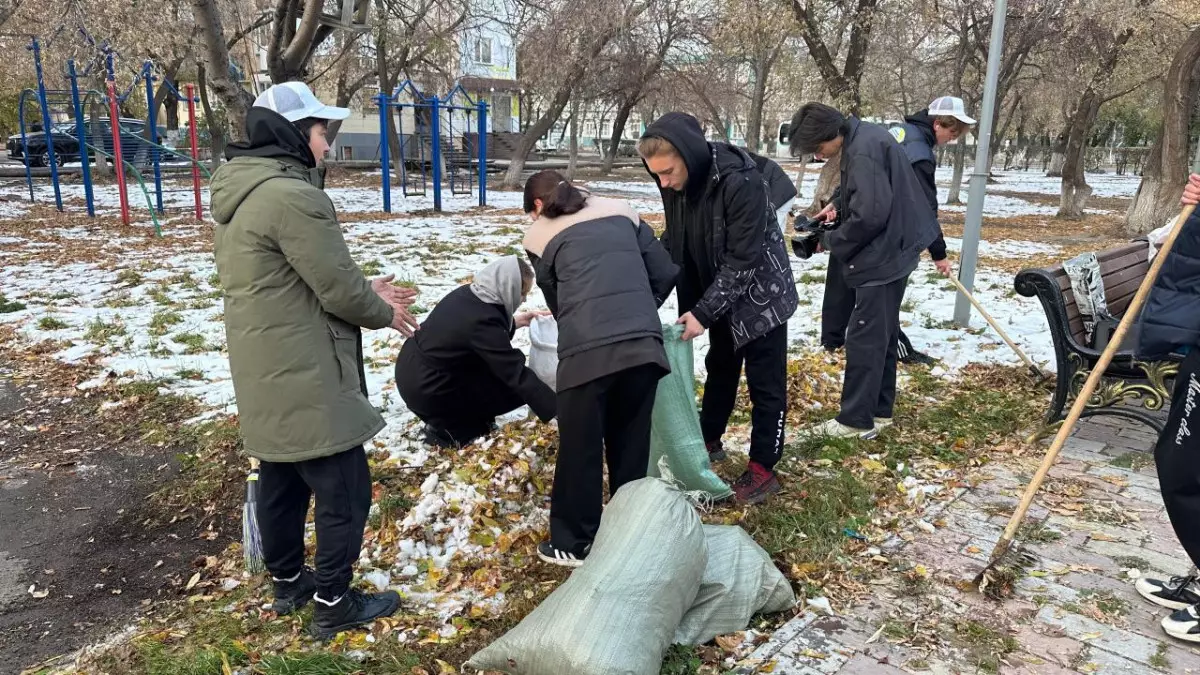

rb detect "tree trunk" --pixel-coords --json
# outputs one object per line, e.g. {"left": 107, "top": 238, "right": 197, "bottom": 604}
{"left": 1046, "top": 131, "right": 1066, "bottom": 177}
{"left": 795, "top": 158, "right": 809, "bottom": 200}
{"left": 197, "top": 64, "right": 226, "bottom": 173}
{"left": 162, "top": 79, "right": 180, "bottom": 130}
{"left": 948, "top": 141, "right": 967, "bottom": 204}
{"left": 602, "top": 97, "right": 636, "bottom": 175}
{"left": 502, "top": 88, "right": 572, "bottom": 188}
{"left": 89, "top": 98, "right": 111, "bottom": 177}
{"left": 192, "top": 0, "right": 252, "bottom": 143}
{"left": 745, "top": 62, "right": 769, "bottom": 153}
{"left": 807, "top": 155, "right": 841, "bottom": 213}
{"left": 566, "top": 101, "right": 580, "bottom": 180}
{"left": 1126, "top": 26, "right": 1200, "bottom": 234}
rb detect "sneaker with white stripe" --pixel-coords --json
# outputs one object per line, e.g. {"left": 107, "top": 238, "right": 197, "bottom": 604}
{"left": 537, "top": 540, "right": 587, "bottom": 568}
{"left": 1163, "top": 603, "right": 1200, "bottom": 642}
{"left": 1137, "top": 575, "right": 1200, "bottom": 611}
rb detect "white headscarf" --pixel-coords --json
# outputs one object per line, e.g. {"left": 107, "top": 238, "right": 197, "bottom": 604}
{"left": 469, "top": 256, "right": 524, "bottom": 320}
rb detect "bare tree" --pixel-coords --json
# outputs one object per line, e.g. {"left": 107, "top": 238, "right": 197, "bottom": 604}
{"left": 192, "top": 0, "right": 253, "bottom": 142}
{"left": 501, "top": 0, "right": 651, "bottom": 188}
{"left": 1126, "top": 24, "right": 1200, "bottom": 234}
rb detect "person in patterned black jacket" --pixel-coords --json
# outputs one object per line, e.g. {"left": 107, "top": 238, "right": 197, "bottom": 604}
{"left": 639, "top": 112, "right": 799, "bottom": 505}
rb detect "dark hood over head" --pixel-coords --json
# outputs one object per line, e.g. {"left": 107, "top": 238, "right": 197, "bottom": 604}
{"left": 903, "top": 110, "right": 937, "bottom": 146}
{"left": 641, "top": 112, "right": 713, "bottom": 197}
{"left": 225, "top": 107, "right": 316, "bottom": 168}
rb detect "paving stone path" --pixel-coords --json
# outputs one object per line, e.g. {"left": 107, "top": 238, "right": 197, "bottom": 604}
{"left": 747, "top": 416, "right": 1200, "bottom": 674}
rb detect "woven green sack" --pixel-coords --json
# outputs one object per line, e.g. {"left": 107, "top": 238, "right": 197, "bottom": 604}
{"left": 647, "top": 324, "right": 733, "bottom": 499}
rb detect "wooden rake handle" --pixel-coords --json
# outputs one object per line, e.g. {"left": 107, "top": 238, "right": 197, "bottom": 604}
{"left": 986, "top": 203, "right": 1197, "bottom": 564}
{"left": 949, "top": 275, "right": 1044, "bottom": 377}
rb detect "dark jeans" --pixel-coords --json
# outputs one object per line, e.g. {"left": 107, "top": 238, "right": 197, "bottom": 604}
{"left": 822, "top": 255, "right": 917, "bottom": 353}
{"left": 1156, "top": 350, "right": 1200, "bottom": 570}
{"left": 257, "top": 445, "right": 372, "bottom": 600}
{"left": 550, "top": 363, "right": 660, "bottom": 555}
{"left": 700, "top": 320, "right": 788, "bottom": 471}
{"left": 836, "top": 276, "right": 909, "bottom": 429}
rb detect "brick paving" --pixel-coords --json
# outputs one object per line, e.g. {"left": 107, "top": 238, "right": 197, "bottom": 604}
{"left": 747, "top": 417, "right": 1200, "bottom": 674}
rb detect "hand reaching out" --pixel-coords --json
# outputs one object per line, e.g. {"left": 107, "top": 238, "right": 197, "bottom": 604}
{"left": 934, "top": 259, "right": 953, "bottom": 276}
{"left": 515, "top": 310, "right": 552, "bottom": 329}
{"left": 371, "top": 274, "right": 418, "bottom": 307}
{"left": 389, "top": 303, "right": 420, "bottom": 337}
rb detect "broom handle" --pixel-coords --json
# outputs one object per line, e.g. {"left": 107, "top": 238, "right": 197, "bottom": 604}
{"left": 987, "top": 203, "right": 1197, "bottom": 564}
{"left": 949, "top": 275, "right": 1042, "bottom": 375}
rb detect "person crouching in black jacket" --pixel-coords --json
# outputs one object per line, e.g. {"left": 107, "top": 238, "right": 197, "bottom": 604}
{"left": 788, "top": 103, "right": 939, "bottom": 440}
{"left": 522, "top": 170, "right": 679, "bottom": 568}
{"left": 395, "top": 256, "right": 556, "bottom": 448}
{"left": 639, "top": 112, "right": 799, "bottom": 505}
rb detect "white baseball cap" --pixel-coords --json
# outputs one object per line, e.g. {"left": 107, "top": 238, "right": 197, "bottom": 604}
{"left": 253, "top": 82, "right": 350, "bottom": 123}
{"left": 927, "top": 96, "right": 976, "bottom": 125}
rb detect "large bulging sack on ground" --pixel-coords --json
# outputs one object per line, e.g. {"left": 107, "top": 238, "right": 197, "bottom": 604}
{"left": 465, "top": 478, "right": 706, "bottom": 675}
{"left": 528, "top": 315, "right": 559, "bottom": 391}
{"left": 648, "top": 324, "right": 733, "bottom": 499}
{"left": 674, "top": 525, "right": 797, "bottom": 645}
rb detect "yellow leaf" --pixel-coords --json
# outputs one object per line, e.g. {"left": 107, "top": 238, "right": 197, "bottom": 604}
{"left": 860, "top": 459, "right": 886, "bottom": 473}
{"left": 1089, "top": 532, "right": 1120, "bottom": 542}
{"left": 185, "top": 572, "right": 201, "bottom": 591}
{"left": 715, "top": 633, "right": 743, "bottom": 652}
{"left": 801, "top": 648, "right": 828, "bottom": 659}
{"left": 220, "top": 652, "right": 233, "bottom": 675}
{"left": 1080, "top": 632, "right": 1102, "bottom": 640}
{"left": 435, "top": 659, "right": 457, "bottom": 674}
{"left": 966, "top": 546, "right": 981, "bottom": 554}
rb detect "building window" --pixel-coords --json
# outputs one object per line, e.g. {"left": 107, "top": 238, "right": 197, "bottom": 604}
{"left": 474, "top": 37, "right": 493, "bottom": 65}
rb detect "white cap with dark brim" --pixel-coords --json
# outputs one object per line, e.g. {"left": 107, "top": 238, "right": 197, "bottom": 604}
{"left": 927, "top": 96, "right": 976, "bottom": 125}
{"left": 253, "top": 82, "right": 351, "bottom": 123}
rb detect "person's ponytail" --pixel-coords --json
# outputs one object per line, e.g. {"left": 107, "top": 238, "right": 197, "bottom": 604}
{"left": 523, "top": 170, "right": 587, "bottom": 218}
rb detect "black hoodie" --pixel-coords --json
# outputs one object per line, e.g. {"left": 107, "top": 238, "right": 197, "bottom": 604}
{"left": 894, "top": 110, "right": 947, "bottom": 261}
{"left": 225, "top": 107, "right": 325, "bottom": 183}
{"left": 641, "top": 113, "right": 797, "bottom": 349}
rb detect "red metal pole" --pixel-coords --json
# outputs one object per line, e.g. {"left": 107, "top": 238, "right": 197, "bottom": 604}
{"left": 186, "top": 84, "right": 203, "bottom": 220}
{"left": 106, "top": 80, "right": 130, "bottom": 226}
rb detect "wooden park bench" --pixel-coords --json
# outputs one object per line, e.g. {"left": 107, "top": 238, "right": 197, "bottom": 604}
{"left": 1014, "top": 240, "right": 1182, "bottom": 434}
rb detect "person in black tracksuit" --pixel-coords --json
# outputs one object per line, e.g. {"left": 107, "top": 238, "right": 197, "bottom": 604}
{"left": 819, "top": 103, "right": 970, "bottom": 364}
{"left": 522, "top": 170, "right": 679, "bottom": 567}
{"left": 788, "top": 103, "right": 939, "bottom": 439}
{"left": 1131, "top": 175, "right": 1200, "bottom": 641}
{"left": 639, "top": 112, "right": 799, "bottom": 504}
{"left": 395, "top": 256, "right": 556, "bottom": 447}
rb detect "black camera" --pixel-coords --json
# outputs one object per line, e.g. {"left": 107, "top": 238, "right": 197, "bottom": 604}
{"left": 790, "top": 214, "right": 838, "bottom": 260}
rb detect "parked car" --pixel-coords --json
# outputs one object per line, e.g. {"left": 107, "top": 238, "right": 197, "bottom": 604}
{"left": 7, "top": 118, "right": 160, "bottom": 167}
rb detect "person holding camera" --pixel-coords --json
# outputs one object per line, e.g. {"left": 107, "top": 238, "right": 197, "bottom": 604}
{"left": 816, "top": 98, "right": 974, "bottom": 366}
{"left": 639, "top": 112, "right": 798, "bottom": 504}
{"left": 787, "top": 103, "right": 939, "bottom": 439}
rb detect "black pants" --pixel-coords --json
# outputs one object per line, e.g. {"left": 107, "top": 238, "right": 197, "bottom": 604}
{"left": 550, "top": 363, "right": 660, "bottom": 555}
{"left": 257, "top": 445, "right": 372, "bottom": 600}
{"left": 837, "top": 276, "right": 909, "bottom": 429}
{"left": 822, "top": 256, "right": 916, "bottom": 354}
{"left": 410, "top": 373, "right": 525, "bottom": 445}
{"left": 700, "top": 320, "right": 788, "bottom": 471}
{"left": 1156, "top": 349, "right": 1200, "bottom": 569}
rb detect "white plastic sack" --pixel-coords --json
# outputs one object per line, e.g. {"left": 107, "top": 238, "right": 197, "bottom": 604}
{"left": 674, "top": 525, "right": 797, "bottom": 645}
{"left": 465, "top": 478, "right": 706, "bottom": 675}
{"left": 529, "top": 315, "right": 559, "bottom": 391}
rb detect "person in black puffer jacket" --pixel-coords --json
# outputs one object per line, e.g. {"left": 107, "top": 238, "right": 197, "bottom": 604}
{"left": 788, "top": 102, "right": 939, "bottom": 441}
{"left": 522, "top": 170, "right": 679, "bottom": 567}
{"left": 639, "top": 112, "right": 799, "bottom": 505}
{"left": 820, "top": 98, "right": 973, "bottom": 366}
{"left": 1131, "top": 175, "right": 1200, "bottom": 641}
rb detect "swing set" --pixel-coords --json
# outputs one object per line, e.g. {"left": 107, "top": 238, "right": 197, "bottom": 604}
{"left": 16, "top": 28, "right": 208, "bottom": 235}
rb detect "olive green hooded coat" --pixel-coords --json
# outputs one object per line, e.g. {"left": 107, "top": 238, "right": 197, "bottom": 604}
{"left": 211, "top": 108, "right": 394, "bottom": 463}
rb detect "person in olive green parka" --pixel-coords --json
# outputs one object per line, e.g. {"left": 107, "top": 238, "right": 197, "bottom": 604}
{"left": 210, "top": 82, "right": 419, "bottom": 639}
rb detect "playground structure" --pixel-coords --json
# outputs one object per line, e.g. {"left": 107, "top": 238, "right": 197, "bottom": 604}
{"left": 17, "top": 34, "right": 208, "bottom": 234}
{"left": 376, "top": 82, "right": 490, "bottom": 212}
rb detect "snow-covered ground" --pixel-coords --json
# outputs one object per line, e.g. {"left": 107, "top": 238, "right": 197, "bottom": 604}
{"left": 0, "top": 167, "right": 1140, "bottom": 636}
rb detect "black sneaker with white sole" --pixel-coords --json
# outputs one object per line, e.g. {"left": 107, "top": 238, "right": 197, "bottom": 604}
{"left": 1163, "top": 603, "right": 1200, "bottom": 642}
{"left": 310, "top": 588, "right": 401, "bottom": 640}
{"left": 1137, "top": 575, "right": 1200, "bottom": 611}
{"left": 271, "top": 566, "right": 317, "bottom": 615}
{"left": 537, "top": 540, "right": 587, "bottom": 568}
